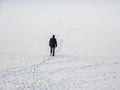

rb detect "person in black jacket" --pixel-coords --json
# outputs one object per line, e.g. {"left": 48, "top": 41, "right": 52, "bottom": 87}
{"left": 49, "top": 35, "right": 57, "bottom": 56}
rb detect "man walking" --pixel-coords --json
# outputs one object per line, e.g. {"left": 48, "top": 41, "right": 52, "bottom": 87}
{"left": 49, "top": 35, "right": 57, "bottom": 56}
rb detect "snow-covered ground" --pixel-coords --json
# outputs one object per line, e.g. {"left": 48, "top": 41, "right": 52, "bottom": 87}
{"left": 0, "top": 1, "right": 120, "bottom": 90}
{"left": 0, "top": 53, "right": 120, "bottom": 90}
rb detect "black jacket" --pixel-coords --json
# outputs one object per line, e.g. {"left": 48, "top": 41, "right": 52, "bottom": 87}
{"left": 49, "top": 37, "right": 57, "bottom": 47}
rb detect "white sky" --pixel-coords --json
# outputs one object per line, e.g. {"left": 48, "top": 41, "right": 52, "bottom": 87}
{"left": 0, "top": 0, "right": 120, "bottom": 57}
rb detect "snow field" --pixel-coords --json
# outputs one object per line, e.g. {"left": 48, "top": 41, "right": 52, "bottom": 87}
{"left": 0, "top": 54, "right": 120, "bottom": 90}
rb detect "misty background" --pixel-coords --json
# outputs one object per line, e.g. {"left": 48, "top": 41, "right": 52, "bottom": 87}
{"left": 0, "top": 0, "right": 120, "bottom": 58}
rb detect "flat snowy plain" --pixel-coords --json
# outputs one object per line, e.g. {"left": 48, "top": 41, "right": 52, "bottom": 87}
{"left": 0, "top": 53, "right": 120, "bottom": 90}
{"left": 0, "top": 0, "right": 120, "bottom": 90}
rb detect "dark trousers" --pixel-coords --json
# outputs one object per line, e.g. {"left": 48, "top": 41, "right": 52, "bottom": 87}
{"left": 50, "top": 47, "right": 55, "bottom": 56}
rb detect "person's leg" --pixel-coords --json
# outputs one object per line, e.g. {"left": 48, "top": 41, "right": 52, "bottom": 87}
{"left": 53, "top": 47, "right": 55, "bottom": 56}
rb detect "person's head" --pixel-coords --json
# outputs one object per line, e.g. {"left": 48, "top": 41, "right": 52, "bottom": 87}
{"left": 52, "top": 35, "right": 55, "bottom": 38}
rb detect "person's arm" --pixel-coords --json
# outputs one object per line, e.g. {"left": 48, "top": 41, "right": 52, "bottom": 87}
{"left": 55, "top": 39, "right": 57, "bottom": 47}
